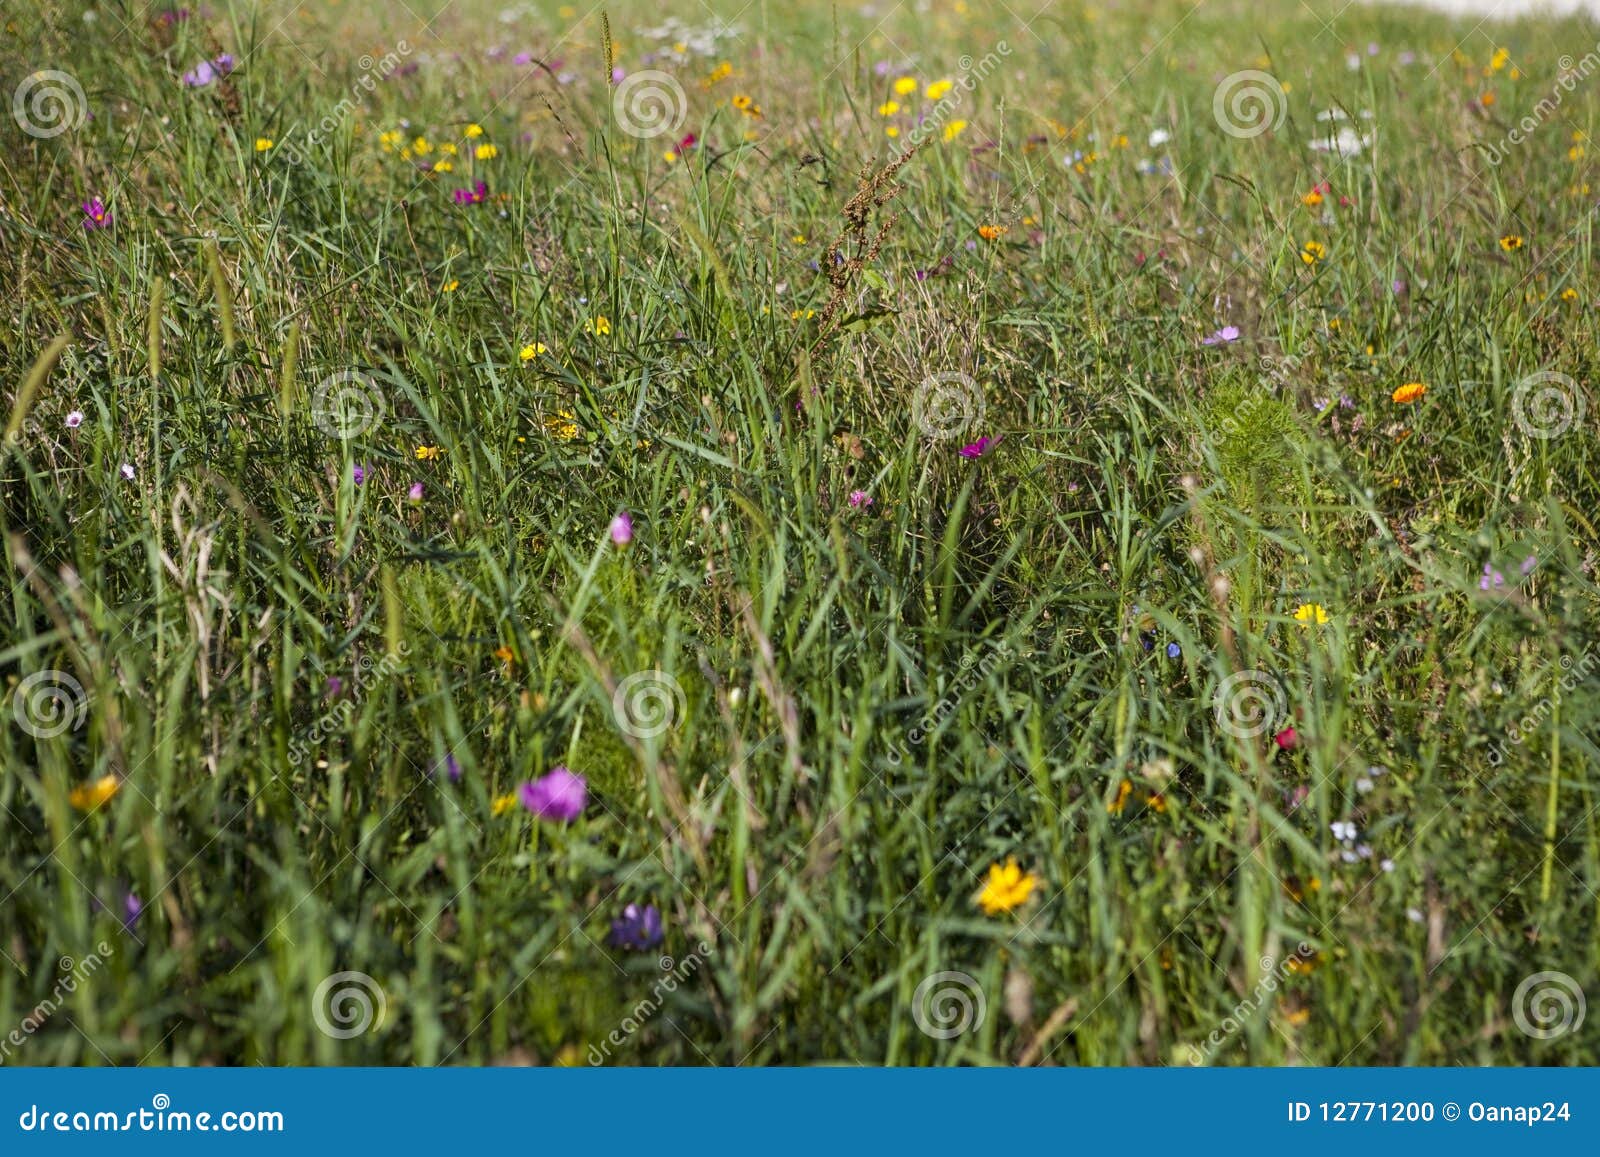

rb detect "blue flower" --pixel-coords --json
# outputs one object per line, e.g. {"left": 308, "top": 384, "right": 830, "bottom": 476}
{"left": 608, "top": 903, "right": 664, "bottom": 951}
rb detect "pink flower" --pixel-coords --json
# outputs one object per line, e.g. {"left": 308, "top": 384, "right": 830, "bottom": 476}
{"left": 520, "top": 767, "right": 587, "bottom": 822}
{"left": 1274, "top": 727, "right": 1298, "bottom": 750}
{"left": 848, "top": 490, "right": 872, "bottom": 508}
{"left": 959, "top": 435, "right": 997, "bottom": 459}
{"left": 610, "top": 511, "right": 634, "bottom": 545}
{"left": 65, "top": 410, "right": 84, "bottom": 429}
{"left": 81, "top": 198, "right": 111, "bottom": 230}
{"left": 408, "top": 481, "right": 423, "bottom": 501}
{"left": 453, "top": 181, "right": 488, "bottom": 205}
{"left": 1200, "top": 325, "right": 1240, "bottom": 346}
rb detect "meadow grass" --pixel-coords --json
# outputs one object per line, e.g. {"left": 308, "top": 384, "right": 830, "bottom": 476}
{"left": 1, "top": 0, "right": 1598, "bottom": 1065}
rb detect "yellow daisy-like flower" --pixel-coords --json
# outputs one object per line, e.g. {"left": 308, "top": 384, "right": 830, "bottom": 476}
{"left": 431, "top": 159, "right": 454, "bottom": 173}
{"left": 1561, "top": 287, "right": 1579, "bottom": 302}
{"left": 585, "top": 315, "right": 611, "bottom": 336}
{"left": 943, "top": 119, "right": 968, "bottom": 142}
{"left": 412, "top": 136, "right": 431, "bottom": 155}
{"left": 379, "top": 129, "right": 403, "bottom": 151}
{"left": 1391, "top": 381, "right": 1428, "bottom": 404}
{"left": 415, "top": 444, "right": 443, "bottom": 461}
{"left": 491, "top": 792, "right": 518, "bottom": 817}
{"left": 925, "top": 79, "right": 954, "bottom": 100}
{"left": 1293, "top": 602, "right": 1329, "bottom": 626}
{"left": 1300, "top": 240, "right": 1326, "bottom": 265}
{"left": 1107, "top": 778, "right": 1134, "bottom": 816}
{"left": 1499, "top": 234, "right": 1524, "bottom": 251}
{"left": 892, "top": 76, "right": 918, "bottom": 96}
{"left": 254, "top": 137, "right": 274, "bottom": 152}
{"left": 519, "top": 342, "right": 548, "bottom": 361}
{"left": 475, "top": 143, "right": 498, "bottom": 160}
{"left": 442, "top": 279, "right": 459, "bottom": 293}
{"left": 465, "top": 123, "right": 484, "bottom": 138}
{"left": 1490, "top": 46, "right": 1510, "bottom": 72}
{"left": 69, "top": 775, "right": 120, "bottom": 812}
{"left": 544, "top": 411, "right": 580, "bottom": 441}
{"left": 440, "top": 142, "right": 457, "bottom": 156}
{"left": 885, "top": 126, "right": 900, "bottom": 139}
{"left": 977, "top": 857, "right": 1038, "bottom": 915}
{"left": 877, "top": 100, "right": 900, "bottom": 116}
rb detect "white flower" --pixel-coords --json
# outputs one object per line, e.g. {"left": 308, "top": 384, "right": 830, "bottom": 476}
{"left": 65, "top": 410, "right": 84, "bottom": 429}
{"left": 119, "top": 462, "right": 135, "bottom": 480}
{"left": 1330, "top": 820, "right": 1358, "bottom": 843}
{"left": 1147, "top": 128, "right": 1170, "bottom": 147}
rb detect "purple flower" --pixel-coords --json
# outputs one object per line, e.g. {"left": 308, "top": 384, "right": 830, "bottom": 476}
{"left": 1520, "top": 554, "right": 1537, "bottom": 575}
{"left": 610, "top": 511, "right": 633, "bottom": 545}
{"left": 453, "top": 180, "right": 488, "bottom": 205}
{"left": 82, "top": 198, "right": 111, "bottom": 230}
{"left": 608, "top": 903, "right": 664, "bottom": 951}
{"left": 1200, "top": 325, "right": 1240, "bottom": 346}
{"left": 326, "top": 676, "right": 344, "bottom": 697}
{"left": 435, "top": 753, "right": 462, "bottom": 783}
{"left": 408, "top": 481, "right": 424, "bottom": 501}
{"left": 182, "top": 60, "right": 217, "bottom": 87}
{"left": 214, "top": 53, "right": 235, "bottom": 76}
{"left": 352, "top": 464, "right": 366, "bottom": 485}
{"left": 65, "top": 410, "right": 84, "bottom": 428}
{"left": 611, "top": 67, "right": 625, "bottom": 83}
{"left": 520, "top": 766, "right": 587, "bottom": 822}
{"left": 1166, "top": 642, "right": 1181, "bottom": 658}
{"left": 959, "top": 435, "right": 997, "bottom": 459}
{"left": 848, "top": 489, "right": 872, "bottom": 508}
{"left": 123, "top": 892, "right": 143, "bottom": 928}
{"left": 1479, "top": 563, "right": 1505, "bottom": 591}
{"left": 513, "top": 51, "right": 534, "bottom": 65}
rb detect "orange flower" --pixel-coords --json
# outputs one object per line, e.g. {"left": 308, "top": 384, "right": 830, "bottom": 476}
{"left": 977, "top": 224, "right": 1008, "bottom": 241}
{"left": 1391, "top": 382, "right": 1427, "bottom": 404}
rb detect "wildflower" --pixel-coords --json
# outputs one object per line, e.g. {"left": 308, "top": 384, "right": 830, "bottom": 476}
{"left": 959, "top": 435, "right": 996, "bottom": 459}
{"left": 1166, "top": 642, "right": 1181, "bottom": 658}
{"left": 544, "top": 411, "right": 579, "bottom": 441}
{"left": 1301, "top": 187, "right": 1324, "bottom": 207}
{"left": 81, "top": 198, "right": 111, "bottom": 230}
{"left": 1108, "top": 779, "right": 1134, "bottom": 815}
{"left": 925, "top": 79, "right": 953, "bottom": 100}
{"left": 379, "top": 129, "right": 403, "bottom": 151}
{"left": 1479, "top": 563, "right": 1505, "bottom": 591}
{"left": 978, "top": 224, "right": 1007, "bottom": 240}
{"left": 893, "top": 76, "right": 918, "bottom": 96}
{"left": 608, "top": 903, "right": 664, "bottom": 950}
{"left": 254, "top": 137, "right": 273, "bottom": 152}
{"left": 182, "top": 60, "right": 218, "bottom": 87}
{"left": 1293, "top": 602, "right": 1329, "bottom": 626}
{"left": 431, "top": 159, "right": 454, "bottom": 173}
{"left": 1499, "top": 234, "right": 1524, "bottom": 251}
{"left": 442, "top": 279, "right": 459, "bottom": 293}
{"left": 585, "top": 315, "right": 611, "bottom": 336}
{"left": 1200, "top": 325, "right": 1240, "bottom": 346}
{"left": 610, "top": 511, "right": 633, "bottom": 545}
{"left": 352, "top": 464, "right": 366, "bottom": 485}
{"left": 1490, "top": 46, "right": 1510, "bottom": 72}
{"left": 123, "top": 892, "right": 143, "bottom": 928}
{"left": 1330, "top": 820, "right": 1357, "bottom": 843}
{"left": 1561, "top": 288, "right": 1579, "bottom": 303}
{"left": 69, "top": 775, "right": 121, "bottom": 812}
{"left": 848, "top": 490, "right": 872, "bottom": 508}
{"left": 1520, "top": 554, "right": 1537, "bottom": 575}
{"left": 475, "top": 143, "right": 498, "bottom": 160}
{"left": 65, "top": 410, "right": 84, "bottom": 428}
{"left": 1391, "top": 381, "right": 1427, "bottom": 404}
{"left": 415, "top": 445, "right": 442, "bottom": 461}
{"left": 877, "top": 100, "right": 901, "bottom": 116}
{"left": 1300, "top": 240, "right": 1326, "bottom": 265}
{"left": 119, "top": 463, "right": 135, "bottom": 480}
{"left": 412, "top": 136, "right": 432, "bottom": 156}
{"left": 494, "top": 645, "right": 515, "bottom": 667}
{"left": 519, "top": 342, "right": 548, "bottom": 361}
{"left": 520, "top": 766, "right": 587, "bottom": 822}
{"left": 453, "top": 180, "right": 489, "bottom": 205}
{"left": 976, "top": 857, "right": 1038, "bottom": 915}
{"left": 465, "top": 123, "right": 484, "bottom": 138}
{"left": 407, "top": 481, "right": 424, "bottom": 502}
{"left": 1274, "top": 726, "right": 1299, "bottom": 750}
{"left": 943, "top": 119, "right": 968, "bottom": 142}
{"left": 491, "top": 792, "right": 518, "bottom": 817}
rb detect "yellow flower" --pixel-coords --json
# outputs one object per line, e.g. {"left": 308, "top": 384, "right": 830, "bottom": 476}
{"left": 585, "top": 315, "right": 611, "bottom": 336}
{"left": 1107, "top": 778, "right": 1133, "bottom": 816}
{"left": 877, "top": 100, "right": 900, "bottom": 116}
{"left": 439, "top": 141, "right": 457, "bottom": 156}
{"left": 494, "top": 645, "right": 515, "bottom": 666}
{"left": 491, "top": 792, "right": 518, "bottom": 817}
{"left": 664, "top": 150, "right": 679, "bottom": 163}
{"left": 1490, "top": 46, "right": 1510, "bottom": 72}
{"left": 254, "top": 137, "right": 274, "bottom": 152}
{"left": 415, "top": 444, "right": 443, "bottom": 461}
{"left": 1300, "top": 240, "right": 1326, "bottom": 265}
{"left": 925, "top": 79, "right": 953, "bottom": 100}
{"left": 544, "top": 411, "right": 579, "bottom": 441}
{"left": 976, "top": 857, "right": 1038, "bottom": 915}
{"left": 412, "top": 136, "right": 431, "bottom": 155}
{"left": 519, "top": 342, "right": 548, "bottom": 361}
{"left": 943, "top": 119, "right": 968, "bottom": 142}
{"left": 432, "top": 159, "right": 454, "bottom": 173}
{"left": 892, "top": 76, "right": 918, "bottom": 96}
{"left": 475, "top": 143, "right": 498, "bottom": 160}
{"left": 69, "top": 775, "right": 120, "bottom": 812}
{"left": 442, "top": 279, "right": 459, "bottom": 293}
{"left": 1561, "top": 287, "right": 1579, "bottom": 302}
{"left": 1293, "top": 602, "right": 1329, "bottom": 626}
{"left": 732, "top": 94, "right": 751, "bottom": 109}
{"left": 465, "top": 123, "right": 484, "bottom": 138}
{"left": 1499, "top": 233, "right": 1524, "bottom": 251}
{"left": 379, "top": 129, "right": 402, "bottom": 151}
{"left": 1301, "top": 188, "right": 1323, "bottom": 206}
{"left": 977, "top": 224, "right": 1007, "bottom": 240}
{"left": 1391, "top": 381, "right": 1427, "bottom": 404}
{"left": 885, "top": 126, "right": 900, "bottom": 139}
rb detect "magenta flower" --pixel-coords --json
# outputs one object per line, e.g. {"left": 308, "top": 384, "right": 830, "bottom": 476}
{"left": 959, "top": 435, "right": 997, "bottom": 459}
{"left": 81, "top": 198, "right": 111, "bottom": 230}
{"left": 848, "top": 490, "right": 872, "bottom": 508}
{"left": 453, "top": 181, "right": 488, "bottom": 205}
{"left": 352, "top": 464, "right": 366, "bottom": 485}
{"left": 520, "top": 767, "right": 587, "bottom": 822}
{"left": 1200, "top": 325, "right": 1240, "bottom": 346}
{"left": 609, "top": 511, "right": 634, "bottom": 545}
{"left": 65, "top": 410, "right": 84, "bottom": 428}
